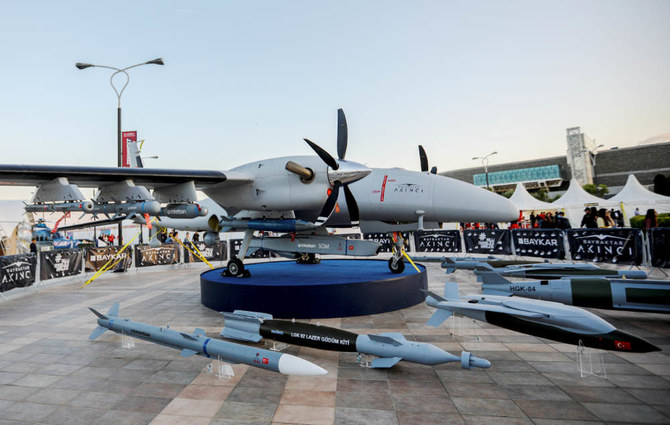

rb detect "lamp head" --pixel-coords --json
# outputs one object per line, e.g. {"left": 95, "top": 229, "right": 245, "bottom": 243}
{"left": 145, "top": 58, "right": 165, "bottom": 65}
{"left": 75, "top": 63, "right": 94, "bottom": 70}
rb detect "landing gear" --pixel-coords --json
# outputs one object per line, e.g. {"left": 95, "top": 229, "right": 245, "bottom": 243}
{"left": 388, "top": 231, "right": 407, "bottom": 274}
{"left": 296, "top": 253, "right": 320, "bottom": 265}
{"left": 223, "top": 257, "right": 250, "bottom": 278}
{"left": 388, "top": 257, "right": 405, "bottom": 274}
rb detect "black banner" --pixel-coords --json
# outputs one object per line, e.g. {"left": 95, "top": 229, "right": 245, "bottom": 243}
{"left": 414, "top": 230, "right": 462, "bottom": 253}
{"left": 40, "top": 249, "right": 83, "bottom": 280}
{"left": 85, "top": 247, "right": 133, "bottom": 272}
{"left": 184, "top": 241, "right": 227, "bottom": 263}
{"left": 0, "top": 253, "right": 36, "bottom": 292}
{"left": 512, "top": 229, "right": 566, "bottom": 259}
{"left": 362, "top": 232, "right": 411, "bottom": 253}
{"left": 649, "top": 228, "right": 670, "bottom": 268}
{"left": 463, "top": 230, "right": 513, "bottom": 255}
{"left": 134, "top": 244, "right": 181, "bottom": 267}
{"left": 231, "top": 239, "right": 273, "bottom": 259}
{"left": 567, "top": 229, "right": 643, "bottom": 265}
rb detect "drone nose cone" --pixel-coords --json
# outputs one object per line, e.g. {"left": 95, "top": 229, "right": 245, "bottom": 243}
{"left": 607, "top": 330, "right": 661, "bottom": 353}
{"left": 434, "top": 177, "right": 519, "bottom": 223}
{"left": 329, "top": 160, "right": 371, "bottom": 185}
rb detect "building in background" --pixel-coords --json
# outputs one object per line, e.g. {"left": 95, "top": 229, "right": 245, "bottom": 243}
{"left": 442, "top": 130, "right": 670, "bottom": 197}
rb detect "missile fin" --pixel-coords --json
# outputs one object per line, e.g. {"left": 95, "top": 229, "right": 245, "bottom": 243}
{"left": 221, "top": 327, "right": 263, "bottom": 343}
{"left": 88, "top": 326, "right": 107, "bottom": 340}
{"left": 194, "top": 328, "right": 206, "bottom": 336}
{"left": 443, "top": 282, "right": 460, "bottom": 300}
{"left": 370, "top": 357, "right": 402, "bottom": 368}
{"left": 180, "top": 348, "right": 198, "bottom": 357}
{"left": 379, "top": 332, "right": 407, "bottom": 341}
{"left": 421, "top": 289, "right": 446, "bottom": 302}
{"left": 427, "top": 309, "right": 452, "bottom": 327}
{"left": 107, "top": 303, "right": 119, "bottom": 317}
{"left": 368, "top": 334, "right": 402, "bottom": 346}
{"left": 476, "top": 268, "right": 512, "bottom": 285}
{"left": 180, "top": 332, "right": 198, "bottom": 341}
{"left": 88, "top": 307, "right": 108, "bottom": 320}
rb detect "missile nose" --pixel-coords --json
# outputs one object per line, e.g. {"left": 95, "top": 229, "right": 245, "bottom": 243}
{"left": 278, "top": 354, "right": 328, "bottom": 376}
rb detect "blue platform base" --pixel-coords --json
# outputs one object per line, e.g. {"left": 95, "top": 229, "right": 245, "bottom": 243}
{"left": 200, "top": 259, "right": 427, "bottom": 319}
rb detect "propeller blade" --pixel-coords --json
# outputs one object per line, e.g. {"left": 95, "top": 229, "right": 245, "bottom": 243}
{"left": 343, "top": 185, "right": 360, "bottom": 226}
{"left": 430, "top": 166, "right": 438, "bottom": 174}
{"left": 419, "top": 145, "right": 429, "bottom": 172}
{"left": 315, "top": 181, "right": 341, "bottom": 226}
{"left": 337, "top": 109, "right": 348, "bottom": 160}
{"left": 304, "top": 138, "right": 338, "bottom": 170}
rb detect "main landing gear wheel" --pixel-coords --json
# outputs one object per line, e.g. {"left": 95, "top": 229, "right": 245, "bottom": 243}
{"left": 388, "top": 257, "right": 405, "bottom": 274}
{"left": 223, "top": 257, "right": 250, "bottom": 278}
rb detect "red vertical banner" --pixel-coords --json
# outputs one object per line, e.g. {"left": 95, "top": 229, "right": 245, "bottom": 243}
{"left": 121, "top": 131, "right": 137, "bottom": 167}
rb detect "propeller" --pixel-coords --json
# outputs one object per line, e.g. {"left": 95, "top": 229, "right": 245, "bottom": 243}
{"left": 303, "top": 109, "right": 369, "bottom": 227}
{"left": 418, "top": 145, "right": 438, "bottom": 174}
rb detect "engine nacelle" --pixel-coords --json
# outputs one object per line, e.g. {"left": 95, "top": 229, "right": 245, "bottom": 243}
{"left": 203, "top": 231, "right": 220, "bottom": 246}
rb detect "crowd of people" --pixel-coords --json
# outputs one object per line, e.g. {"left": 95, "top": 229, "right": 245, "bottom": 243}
{"left": 460, "top": 207, "right": 661, "bottom": 231}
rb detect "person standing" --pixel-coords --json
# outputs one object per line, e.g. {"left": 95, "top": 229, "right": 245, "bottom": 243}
{"left": 30, "top": 238, "right": 37, "bottom": 254}
{"left": 644, "top": 209, "right": 658, "bottom": 229}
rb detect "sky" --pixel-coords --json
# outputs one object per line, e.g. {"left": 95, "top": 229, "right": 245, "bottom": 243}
{"left": 1, "top": 0, "right": 669, "bottom": 200}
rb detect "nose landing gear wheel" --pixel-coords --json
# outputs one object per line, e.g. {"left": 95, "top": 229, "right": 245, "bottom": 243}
{"left": 388, "top": 257, "right": 405, "bottom": 274}
{"left": 223, "top": 257, "right": 250, "bottom": 278}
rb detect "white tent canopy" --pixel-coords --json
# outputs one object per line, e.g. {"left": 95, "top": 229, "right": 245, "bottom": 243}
{"left": 609, "top": 174, "right": 670, "bottom": 222}
{"left": 550, "top": 178, "right": 616, "bottom": 228}
{"left": 509, "top": 183, "right": 555, "bottom": 211}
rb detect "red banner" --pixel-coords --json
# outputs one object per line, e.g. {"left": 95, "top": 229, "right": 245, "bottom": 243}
{"left": 121, "top": 131, "right": 137, "bottom": 167}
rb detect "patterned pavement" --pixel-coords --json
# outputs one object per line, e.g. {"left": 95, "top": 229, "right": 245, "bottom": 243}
{"left": 0, "top": 260, "right": 668, "bottom": 425}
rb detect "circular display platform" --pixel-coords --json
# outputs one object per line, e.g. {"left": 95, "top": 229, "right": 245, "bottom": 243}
{"left": 200, "top": 259, "right": 427, "bottom": 319}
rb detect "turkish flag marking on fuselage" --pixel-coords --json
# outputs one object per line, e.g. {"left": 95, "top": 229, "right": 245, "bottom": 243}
{"left": 615, "top": 340, "right": 631, "bottom": 350}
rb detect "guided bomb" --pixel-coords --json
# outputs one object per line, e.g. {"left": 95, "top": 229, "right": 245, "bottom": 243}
{"left": 221, "top": 310, "right": 490, "bottom": 369}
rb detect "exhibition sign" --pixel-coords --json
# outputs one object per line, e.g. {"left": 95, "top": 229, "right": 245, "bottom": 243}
{"left": 135, "top": 244, "right": 180, "bottom": 267}
{"left": 567, "top": 228, "right": 643, "bottom": 265}
{"left": 0, "top": 253, "right": 36, "bottom": 292}
{"left": 362, "top": 232, "right": 411, "bottom": 253}
{"left": 184, "top": 241, "right": 227, "bottom": 263}
{"left": 464, "top": 230, "right": 513, "bottom": 255}
{"left": 85, "top": 247, "right": 133, "bottom": 272}
{"left": 40, "top": 249, "right": 83, "bottom": 280}
{"left": 649, "top": 228, "right": 670, "bottom": 268}
{"left": 512, "top": 229, "right": 566, "bottom": 259}
{"left": 413, "top": 230, "right": 462, "bottom": 253}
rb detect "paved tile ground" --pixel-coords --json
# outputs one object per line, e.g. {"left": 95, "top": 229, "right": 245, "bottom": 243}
{"left": 0, "top": 259, "right": 668, "bottom": 425}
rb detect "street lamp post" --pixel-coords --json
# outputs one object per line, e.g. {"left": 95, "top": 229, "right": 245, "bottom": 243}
{"left": 472, "top": 151, "right": 498, "bottom": 190}
{"left": 76, "top": 58, "right": 164, "bottom": 244}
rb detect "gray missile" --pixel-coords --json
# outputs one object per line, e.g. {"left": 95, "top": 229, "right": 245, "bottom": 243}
{"left": 89, "top": 303, "right": 327, "bottom": 376}
{"left": 221, "top": 310, "right": 490, "bottom": 369}
{"left": 478, "top": 268, "right": 670, "bottom": 314}
{"left": 160, "top": 203, "right": 208, "bottom": 218}
{"left": 425, "top": 282, "right": 660, "bottom": 353}
{"left": 25, "top": 201, "right": 94, "bottom": 213}
{"left": 470, "top": 261, "right": 647, "bottom": 280}
{"left": 442, "top": 257, "right": 545, "bottom": 273}
{"left": 249, "top": 234, "right": 382, "bottom": 257}
{"left": 91, "top": 201, "right": 161, "bottom": 216}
